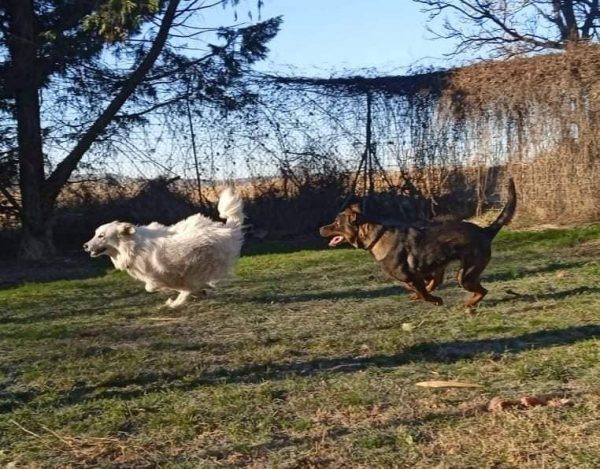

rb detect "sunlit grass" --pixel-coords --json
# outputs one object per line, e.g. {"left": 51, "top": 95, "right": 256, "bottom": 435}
{"left": 0, "top": 226, "right": 598, "bottom": 467}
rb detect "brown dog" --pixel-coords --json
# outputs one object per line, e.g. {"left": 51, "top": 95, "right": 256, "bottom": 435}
{"left": 320, "top": 179, "right": 517, "bottom": 307}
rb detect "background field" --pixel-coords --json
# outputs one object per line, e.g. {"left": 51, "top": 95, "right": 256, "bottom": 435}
{"left": 1, "top": 225, "right": 599, "bottom": 468}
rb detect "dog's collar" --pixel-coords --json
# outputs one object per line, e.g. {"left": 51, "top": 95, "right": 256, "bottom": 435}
{"left": 359, "top": 225, "right": 388, "bottom": 251}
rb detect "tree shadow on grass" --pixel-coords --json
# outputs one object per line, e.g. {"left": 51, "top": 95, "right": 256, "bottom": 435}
{"left": 0, "top": 257, "right": 110, "bottom": 290}
{"left": 484, "top": 260, "right": 589, "bottom": 282}
{"left": 246, "top": 285, "right": 405, "bottom": 303}
{"left": 242, "top": 236, "right": 328, "bottom": 256}
{"left": 246, "top": 283, "right": 598, "bottom": 305}
{"left": 0, "top": 291, "right": 148, "bottom": 325}
{"left": 490, "top": 286, "right": 600, "bottom": 305}
{"left": 17, "top": 323, "right": 593, "bottom": 409}
{"left": 199, "top": 324, "right": 599, "bottom": 384}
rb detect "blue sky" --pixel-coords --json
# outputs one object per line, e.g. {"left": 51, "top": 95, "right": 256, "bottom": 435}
{"left": 199, "top": 0, "right": 459, "bottom": 76}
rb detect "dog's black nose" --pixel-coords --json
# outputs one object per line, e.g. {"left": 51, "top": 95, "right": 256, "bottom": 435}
{"left": 83, "top": 243, "right": 89, "bottom": 251}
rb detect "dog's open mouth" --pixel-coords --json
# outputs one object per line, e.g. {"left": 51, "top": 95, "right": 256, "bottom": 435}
{"left": 90, "top": 248, "right": 107, "bottom": 257}
{"left": 328, "top": 235, "right": 345, "bottom": 247}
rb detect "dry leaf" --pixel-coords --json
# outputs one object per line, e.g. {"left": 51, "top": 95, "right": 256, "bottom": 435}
{"left": 520, "top": 396, "right": 548, "bottom": 407}
{"left": 415, "top": 380, "right": 481, "bottom": 388}
{"left": 487, "top": 396, "right": 518, "bottom": 412}
{"left": 547, "top": 398, "right": 573, "bottom": 408}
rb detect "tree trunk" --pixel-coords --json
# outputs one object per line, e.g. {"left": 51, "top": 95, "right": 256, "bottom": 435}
{"left": 19, "top": 215, "right": 56, "bottom": 260}
{"left": 16, "top": 86, "right": 56, "bottom": 260}
{"left": 6, "top": 0, "right": 180, "bottom": 260}
{"left": 6, "top": 0, "right": 56, "bottom": 260}
{"left": 560, "top": 0, "right": 580, "bottom": 42}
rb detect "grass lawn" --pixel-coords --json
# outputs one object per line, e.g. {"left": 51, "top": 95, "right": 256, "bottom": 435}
{"left": 0, "top": 225, "right": 599, "bottom": 468}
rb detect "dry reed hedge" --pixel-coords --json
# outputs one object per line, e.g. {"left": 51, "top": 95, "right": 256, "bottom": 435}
{"left": 255, "top": 46, "right": 599, "bottom": 226}
{"left": 441, "top": 45, "right": 600, "bottom": 224}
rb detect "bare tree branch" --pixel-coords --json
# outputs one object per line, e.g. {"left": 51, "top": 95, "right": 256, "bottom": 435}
{"left": 414, "top": 0, "right": 599, "bottom": 57}
{"left": 0, "top": 184, "right": 21, "bottom": 215}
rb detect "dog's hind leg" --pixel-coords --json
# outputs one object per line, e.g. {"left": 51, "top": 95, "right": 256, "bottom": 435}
{"left": 166, "top": 291, "right": 191, "bottom": 308}
{"left": 463, "top": 278, "right": 487, "bottom": 307}
{"left": 463, "top": 279, "right": 487, "bottom": 307}
{"left": 459, "top": 258, "right": 489, "bottom": 307}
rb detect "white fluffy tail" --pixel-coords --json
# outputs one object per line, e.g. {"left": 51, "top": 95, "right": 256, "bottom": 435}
{"left": 217, "top": 188, "right": 244, "bottom": 225}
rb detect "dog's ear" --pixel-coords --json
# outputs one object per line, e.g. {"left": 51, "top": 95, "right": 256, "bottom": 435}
{"left": 348, "top": 203, "right": 362, "bottom": 214}
{"left": 118, "top": 223, "right": 136, "bottom": 236}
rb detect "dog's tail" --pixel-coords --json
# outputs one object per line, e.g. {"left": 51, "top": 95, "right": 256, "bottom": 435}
{"left": 218, "top": 187, "right": 244, "bottom": 226}
{"left": 484, "top": 177, "right": 517, "bottom": 239}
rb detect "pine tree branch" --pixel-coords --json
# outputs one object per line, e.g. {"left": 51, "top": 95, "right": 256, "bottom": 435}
{"left": 43, "top": 0, "right": 181, "bottom": 206}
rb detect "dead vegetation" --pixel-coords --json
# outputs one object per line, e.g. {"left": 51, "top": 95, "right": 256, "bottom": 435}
{"left": 443, "top": 45, "right": 600, "bottom": 225}
{"left": 259, "top": 45, "right": 600, "bottom": 226}
{"left": 0, "top": 47, "right": 598, "bottom": 258}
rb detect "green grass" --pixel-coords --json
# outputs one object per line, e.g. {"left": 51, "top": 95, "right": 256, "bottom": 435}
{"left": 1, "top": 225, "right": 599, "bottom": 468}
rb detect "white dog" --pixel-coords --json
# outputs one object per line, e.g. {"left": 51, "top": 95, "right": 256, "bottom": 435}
{"left": 84, "top": 188, "right": 244, "bottom": 308}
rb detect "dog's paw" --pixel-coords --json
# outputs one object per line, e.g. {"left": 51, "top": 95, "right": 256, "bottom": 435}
{"left": 465, "top": 305, "right": 479, "bottom": 315}
{"left": 430, "top": 296, "right": 444, "bottom": 306}
{"left": 165, "top": 297, "right": 188, "bottom": 308}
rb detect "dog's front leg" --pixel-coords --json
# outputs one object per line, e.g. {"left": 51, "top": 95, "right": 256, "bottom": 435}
{"left": 385, "top": 265, "right": 444, "bottom": 306}
{"left": 406, "top": 278, "right": 444, "bottom": 306}
{"left": 165, "top": 291, "right": 190, "bottom": 308}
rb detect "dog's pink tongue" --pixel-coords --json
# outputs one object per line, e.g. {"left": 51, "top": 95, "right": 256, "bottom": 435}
{"left": 329, "top": 236, "right": 344, "bottom": 247}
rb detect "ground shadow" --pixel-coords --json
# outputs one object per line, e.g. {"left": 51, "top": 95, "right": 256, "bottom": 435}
{"left": 0, "top": 256, "right": 110, "bottom": 290}
{"left": 490, "top": 286, "right": 600, "bottom": 305}
{"left": 0, "top": 290, "right": 148, "bottom": 325}
{"left": 245, "top": 283, "right": 597, "bottom": 305}
{"left": 484, "top": 260, "right": 588, "bottom": 282}
{"left": 187, "top": 324, "right": 600, "bottom": 386}
{"left": 246, "top": 285, "right": 405, "bottom": 303}
{"left": 2, "top": 323, "right": 593, "bottom": 412}
{"left": 242, "top": 236, "right": 330, "bottom": 257}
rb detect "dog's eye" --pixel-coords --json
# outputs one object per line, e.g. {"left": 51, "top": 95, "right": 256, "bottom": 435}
{"left": 98, "top": 234, "right": 105, "bottom": 239}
